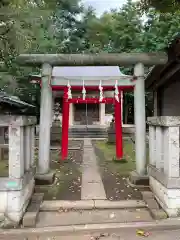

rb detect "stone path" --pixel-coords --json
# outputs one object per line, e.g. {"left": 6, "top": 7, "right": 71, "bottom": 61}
{"left": 36, "top": 208, "right": 152, "bottom": 227}
{"left": 81, "top": 138, "right": 106, "bottom": 200}
{"left": 3, "top": 225, "right": 180, "bottom": 239}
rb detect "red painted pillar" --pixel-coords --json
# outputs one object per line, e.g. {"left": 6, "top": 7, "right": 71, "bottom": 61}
{"left": 114, "top": 93, "right": 123, "bottom": 160}
{"left": 61, "top": 88, "right": 70, "bottom": 161}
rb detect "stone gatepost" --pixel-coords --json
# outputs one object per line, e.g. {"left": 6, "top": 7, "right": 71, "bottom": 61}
{"left": 0, "top": 115, "right": 36, "bottom": 223}
{"left": 147, "top": 116, "right": 180, "bottom": 217}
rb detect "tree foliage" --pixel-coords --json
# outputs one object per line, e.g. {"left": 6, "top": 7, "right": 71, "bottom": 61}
{"left": 139, "top": 0, "right": 180, "bottom": 13}
{"left": 0, "top": 0, "right": 180, "bottom": 119}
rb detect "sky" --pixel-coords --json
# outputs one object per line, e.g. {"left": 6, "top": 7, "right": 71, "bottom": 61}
{"left": 82, "top": 0, "right": 130, "bottom": 15}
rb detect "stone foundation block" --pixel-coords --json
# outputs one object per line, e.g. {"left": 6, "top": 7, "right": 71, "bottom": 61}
{"left": 150, "top": 209, "right": 168, "bottom": 220}
{"left": 129, "top": 171, "right": 149, "bottom": 186}
{"left": 150, "top": 176, "right": 180, "bottom": 217}
{"left": 35, "top": 171, "right": 55, "bottom": 185}
{"left": 141, "top": 191, "right": 154, "bottom": 200}
{"left": 0, "top": 179, "right": 34, "bottom": 223}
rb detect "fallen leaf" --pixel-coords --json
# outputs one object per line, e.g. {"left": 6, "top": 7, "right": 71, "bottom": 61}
{"left": 136, "top": 230, "right": 150, "bottom": 237}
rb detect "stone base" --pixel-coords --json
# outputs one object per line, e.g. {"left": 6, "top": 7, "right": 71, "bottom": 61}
{"left": 35, "top": 172, "right": 55, "bottom": 185}
{"left": 150, "top": 176, "right": 180, "bottom": 217}
{"left": 129, "top": 171, "right": 149, "bottom": 186}
{"left": 0, "top": 179, "right": 35, "bottom": 224}
{"left": 112, "top": 157, "right": 127, "bottom": 163}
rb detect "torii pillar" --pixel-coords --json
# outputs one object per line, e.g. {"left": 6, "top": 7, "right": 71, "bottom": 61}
{"left": 130, "top": 63, "right": 147, "bottom": 184}
{"left": 36, "top": 63, "right": 55, "bottom": 184}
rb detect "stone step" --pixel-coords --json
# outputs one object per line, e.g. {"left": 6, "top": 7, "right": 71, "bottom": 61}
{"left": 36, "top": 208, "right": 152, "bottom": 228}
{"left": 22, "top": 193, "right": 44, "bottom": 228}
{"left": 141, "top": 191, "right": 167, "bottom": 220}
{"left": 4, "top": 223, "right": 180, "bottom": 240}
{"left": 69, "top": 133, "right": 107, "bottom": 139}
{"left": 40, "top": 200, "right": 147, "bottom": 211}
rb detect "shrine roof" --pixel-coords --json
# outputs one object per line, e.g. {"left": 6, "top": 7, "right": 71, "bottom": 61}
{"left": 30, "top": 66, "right": 133, "bottom": 86}
{"left": 52, "top": 66, "right": 126, "bottom": 79}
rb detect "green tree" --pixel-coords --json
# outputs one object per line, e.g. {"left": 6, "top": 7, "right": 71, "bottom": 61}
{"left": 139, "top": 0, "right": 180, "bottom": 13}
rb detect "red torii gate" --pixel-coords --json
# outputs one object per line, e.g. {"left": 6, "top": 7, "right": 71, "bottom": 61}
{"left": 51, "top": 84, "right": 134, "bottom": 161}
{"left": 31, "top": 68, "right": 134, "bottom": 161}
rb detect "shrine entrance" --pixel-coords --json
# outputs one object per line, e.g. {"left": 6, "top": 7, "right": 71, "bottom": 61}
{"left": 74, "top": 103, "right": 99, "bottom": 125}
{"left": 60, "top": 85, "right": 128, "bottom": 161}
{"left": 17, "top": 53, "right": 167, "bottom": 181}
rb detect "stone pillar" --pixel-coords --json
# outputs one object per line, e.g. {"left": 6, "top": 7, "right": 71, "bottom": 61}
{"left": 147, "top": 116, "right": 180, "bottom": 217}
{"left": 69, "top": 103, "right": 74, "bottom": 126}
{"left": 164, "top": 126, "right": 180, "bottom": 178}
{"left": 38, "top": 63, "right": 52, "bottom": 175}
{"left": 149, "top": 126, "right": 156, "bottom": 166}
{"left": 133, "top": 63, "right": 146, "bottom": 176}
{"left": 9, "top": 126, "right": 24, "bottom": 178}
{"left": 0, "top": 116, "right": 36, "bottom": 223}
{"left": 99, "top": 103, "right": 105, "bottom": 125}
{"left": 155, "top": 126, "right": 164, "bottom": 170}
{"left": 24, "top": 126, "right": 31, "bottom": 171}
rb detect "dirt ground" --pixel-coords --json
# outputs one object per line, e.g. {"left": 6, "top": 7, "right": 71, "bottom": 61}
{"left": 35, "top": 140, "right": 83, "bottom": 200}
{"left": 93, "top": 139, "right": 149, "bottom": 201}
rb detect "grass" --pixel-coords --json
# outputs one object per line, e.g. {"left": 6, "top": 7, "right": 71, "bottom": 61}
{"left": 95, "top": 139, "right": 136, "bottom": 175}
{"left": 95, "top": 139, "right": 149, "bottom": 176}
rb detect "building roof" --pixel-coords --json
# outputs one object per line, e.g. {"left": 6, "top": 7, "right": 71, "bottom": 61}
{"left": 52, "top": 66, "right": 127, "bottom": 79}
{"left": 30, "top": 66, "right": 133, "bottom": 87}
{"left": 145, "top": 33, "right": 180, "bottom": 90}
{"left": 0, "top": 92, "right": 35, "bottom": 109}
{"left": 51, "top": 66, "right": 132, "bottom": 86}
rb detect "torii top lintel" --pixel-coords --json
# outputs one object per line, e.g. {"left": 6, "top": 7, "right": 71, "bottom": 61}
{"left": 16, "top": 53, "right": 168, "bottom": 67}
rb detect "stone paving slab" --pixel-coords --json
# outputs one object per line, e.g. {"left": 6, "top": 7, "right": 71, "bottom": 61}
{"left": 36, "top": 208, "right": 152, "bottom": 227}
{"left": 81, "top": 139, "right": 106, "bottom": 200}
{"left": 11, "top": 230, "right": 180, "bottom": 240}
{"left": 82, "top": 182, "right": 107, "bottom": 200}
{"left": 3, "top": 221, "right": 180, "bottom": 239}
